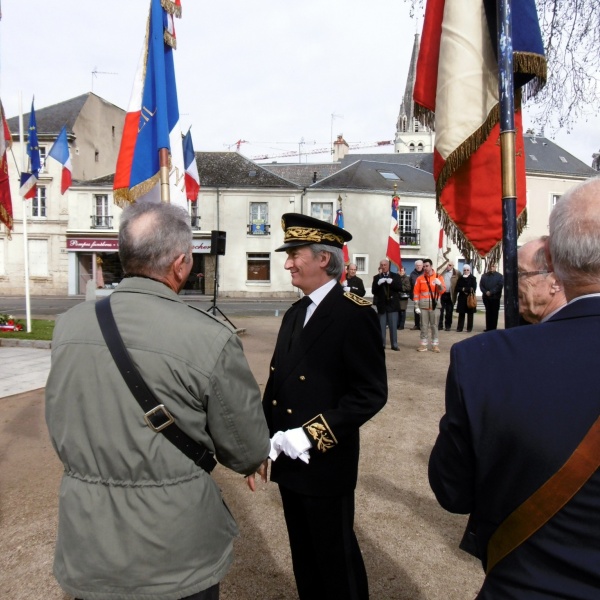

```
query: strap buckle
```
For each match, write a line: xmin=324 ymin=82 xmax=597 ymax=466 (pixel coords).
xmin=144 ymin=404 xmax=175 ymax=432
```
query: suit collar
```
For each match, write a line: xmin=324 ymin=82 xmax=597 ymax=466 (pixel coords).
xmin=548 ymin=295 xmax=600 ymax=322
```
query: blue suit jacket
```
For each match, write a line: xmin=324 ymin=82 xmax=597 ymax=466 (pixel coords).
xmin=429 ymin=296 xmax=600 ymax=599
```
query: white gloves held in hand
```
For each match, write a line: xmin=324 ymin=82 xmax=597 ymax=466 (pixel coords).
xmin=269 ymin=428 xmax=311 ymax=464
xmin=343 ymin=286 xmax=351 ymax=292
xmin=415 ymin=307 xmax=421 ymax=315
xmin=386 ymin=278 xmax=393 ymax=284
xmin=377 ymin=278 xmax=386 ymax=285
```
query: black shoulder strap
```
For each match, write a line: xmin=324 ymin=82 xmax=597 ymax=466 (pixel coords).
xmin=95 ymin=296 xmax=216 ymax=473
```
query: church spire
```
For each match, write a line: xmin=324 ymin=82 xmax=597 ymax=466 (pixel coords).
xmin=395 ymin=33 xmax=433 ymax=153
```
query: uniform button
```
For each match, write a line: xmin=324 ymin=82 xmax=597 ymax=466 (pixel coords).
xmin=299 ymin=375 xmax=306 ymax=381
xmin=286 ymin=409 xmax=293 ymax=414
xmin=272 ymin=400 xmax=277 ymax=406
xmin=270 ymin=366 xmax=275 ymax=372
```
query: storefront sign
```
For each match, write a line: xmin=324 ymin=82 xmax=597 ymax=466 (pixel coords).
xmin=67 ymin=238 xmax=119 ymax=251
xmin=67 ymin=238 xmax=211 ymax=253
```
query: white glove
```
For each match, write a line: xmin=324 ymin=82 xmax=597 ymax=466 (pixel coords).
xmin=377 ymin=278 xmax=386 ymax=285
xmin=415 ymin=307 xmax=421 ymax=315
xmin=433 ymin=278 xmax=441 ymax=286
xmin=386 ymin=278 xmax=393 ymax=284
xmin=343 ymin=286 xmax=351 ymax=292
xmin=269 ymin=431 xmax=285 ymax=461
xmin=278 ymin=428 xmax=312 ymax=464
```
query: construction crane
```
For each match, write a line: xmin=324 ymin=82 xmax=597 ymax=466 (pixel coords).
xmin=250 ymin=139 xmax=394 ymax=161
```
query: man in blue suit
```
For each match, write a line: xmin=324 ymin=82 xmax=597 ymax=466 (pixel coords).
xmin=429 ymin=177 xmax=600 ymax=599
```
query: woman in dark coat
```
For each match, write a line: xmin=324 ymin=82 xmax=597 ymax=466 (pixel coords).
xmin=455 ymin=265 xmax=477 ymax=332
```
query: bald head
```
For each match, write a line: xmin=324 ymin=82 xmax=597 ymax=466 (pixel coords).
xmin=518 ymin=237 xmax=566 ymax=323
xmin=549 ymin=177 xmax=600 ymax=299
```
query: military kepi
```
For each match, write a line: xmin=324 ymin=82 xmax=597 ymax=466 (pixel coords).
xmin=276 ymin=213 xmax=352 ymax=252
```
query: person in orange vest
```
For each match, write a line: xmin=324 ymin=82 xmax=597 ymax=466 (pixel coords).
xmin=413 ymin=258 xmax=446 ymax=352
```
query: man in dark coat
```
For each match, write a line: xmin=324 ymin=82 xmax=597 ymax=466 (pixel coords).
xmin=248 ymin=213 xmax=387 ymax=600
xmin=372 ymin=258 xmax=403 ymax=350
xmin=479 ymin=263 xmax=503 ymax=331
xmin=429 ymin=177 xmax=600 ymax=599
xmin=343 ymin=262 xmax=366 ymax=297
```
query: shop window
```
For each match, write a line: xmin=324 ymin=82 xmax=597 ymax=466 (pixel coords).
xmin=247 ymin=253 xmax=270 ymax=281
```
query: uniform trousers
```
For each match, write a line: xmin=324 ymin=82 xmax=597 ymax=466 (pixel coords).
xmin=379 ymin=311 xmax=398 ymax=348
xmin=279 ymin=486 xmax=368 ymax=600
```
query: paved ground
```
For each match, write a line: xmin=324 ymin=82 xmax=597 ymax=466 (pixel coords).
xmin=0 ymin=313 xmax=493 ymax=599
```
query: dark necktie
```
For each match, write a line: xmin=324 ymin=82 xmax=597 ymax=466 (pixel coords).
xmin=289 ymin=296 xmax=312 ymax=350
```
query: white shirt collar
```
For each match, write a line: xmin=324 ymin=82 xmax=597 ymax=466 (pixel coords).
xmin=303 ymin=278 xmax=337 ymax=323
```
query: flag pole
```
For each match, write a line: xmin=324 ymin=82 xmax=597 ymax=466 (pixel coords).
xmin=159 ymin=147 xmax=170 ymax=202
xmin=18 ymin=92 xmax=32 ymax=332
xmin=497 ymin=0 xmax=519 ymax=329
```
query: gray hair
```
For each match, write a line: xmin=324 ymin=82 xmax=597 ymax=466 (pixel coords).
xmin=549 ymin=177 xmax=600 ymax=287
xmin=531 ymin=236 xmax=550 ymax=271
xmin=119 ymin=201 xmax=192 ymax=278
xmin=309 ymin=244 xmax=345 ymax=280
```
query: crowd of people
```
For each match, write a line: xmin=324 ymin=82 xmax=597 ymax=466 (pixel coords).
xmin=44 ymin=176 xmax=600 ymax=600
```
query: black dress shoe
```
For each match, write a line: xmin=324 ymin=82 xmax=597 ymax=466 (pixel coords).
xmin=445 ymin=328 xmax=451 ymax=331
xmin=391 ymin=346 xmax=399 ymax=351
xmin=410 ymin=326 xmax=420 ymax=330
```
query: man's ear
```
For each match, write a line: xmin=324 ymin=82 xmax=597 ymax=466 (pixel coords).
xmin=173 ymin=253 xmax=187 ymax=281
xmin=544 ymin=237 xmax=554 ymax=273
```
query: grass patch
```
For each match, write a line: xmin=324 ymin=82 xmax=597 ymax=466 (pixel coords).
xmin=0 ymin=319 xmax=55 ymax=341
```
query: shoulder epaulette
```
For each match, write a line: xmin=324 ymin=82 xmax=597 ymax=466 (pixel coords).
xmin=343 ymin=291 xmax=372 ymax=306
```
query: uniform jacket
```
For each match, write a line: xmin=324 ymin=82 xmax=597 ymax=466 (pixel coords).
xmin=429 ymin=296 xmax=600 ymax=599
xmin=371 ymin=271 xmax=403 ymax=313
xmin=263 ymin=284 xmax=387 ymax=497
xmin=480 ymin=271 xmax=504 ymax=299
xmin=413 ymin=271 xmax=446 ymax=310
xmin=455 ymin=274 xmax=477 ymax=314
xmin=45 ymin=277 xmax=270 ymax=600
xmin=345 ymin=275 xmax=366 ymax=297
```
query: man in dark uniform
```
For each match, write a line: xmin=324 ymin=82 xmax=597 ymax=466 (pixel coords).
xmin=429 ymin=177 xmax=600 ymax=598
xmin=248 ymin=213 xmax=387 ymax=600
xmin=343 ymin=262 xmax=366 ymax=297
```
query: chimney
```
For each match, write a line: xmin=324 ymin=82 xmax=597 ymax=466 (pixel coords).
xmin=333 ymin=134 xmax=349 ymax=162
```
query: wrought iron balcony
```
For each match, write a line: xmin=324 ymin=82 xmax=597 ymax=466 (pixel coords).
xmin=90 ymin=215 xmax=113 ymax=229
xmin=399 ymin=229 xmax=420 ymax=246
xmin=247 ymin=222 xmax=271 ymax=235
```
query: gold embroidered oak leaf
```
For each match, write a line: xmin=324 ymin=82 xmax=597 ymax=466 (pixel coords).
xmin=305 ymin=422 xmax=336 ymax=453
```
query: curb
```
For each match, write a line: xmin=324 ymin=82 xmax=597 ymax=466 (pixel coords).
xmin=0 ymin=338 xmax=51 ymax=349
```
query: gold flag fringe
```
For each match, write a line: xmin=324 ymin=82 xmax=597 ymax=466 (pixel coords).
xmin=113 ymin=172 xmax=162 ymax=208
xmin=0 ymin=204 xmax=13 ymax=240
xmin=161 ymin=0 xmax=182 ymax=18
xmin=164 ymin=29 xmax=177 ymax=49
xmin=514 ymin=52 xmax=547 ymax=101
xmin=437 ymin=202 xmax=528 ymax=272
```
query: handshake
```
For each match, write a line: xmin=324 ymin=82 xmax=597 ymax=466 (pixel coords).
xmin=269 ymin=428 xmax=312 ymax=464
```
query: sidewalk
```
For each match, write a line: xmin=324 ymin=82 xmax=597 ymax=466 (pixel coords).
xmin=0 ymin=346 xmax=51 ymax=398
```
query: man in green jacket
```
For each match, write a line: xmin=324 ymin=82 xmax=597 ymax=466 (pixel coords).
xmin=46 ymin=202 xmax=270 ymax=600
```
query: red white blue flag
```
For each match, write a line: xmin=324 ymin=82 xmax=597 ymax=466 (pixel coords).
xmin=0 ymin=100 xmax=13 ymax=236
xmin=19 ymin=99 xmax=41 ymax=199
xmin=183 ymin=128 xmax=199 ymax=202
xmin=414 ymin=0 xmax=545 ymax=266
xmin=114 ymin=0 xmax=186 ymax=208
xmin=386 ymin=194 xmax=402 ymax=269
xmin=47 ymin=126 xmax=72 ymax=195
xmin=335 ymin=204 xmax=350 ymax=265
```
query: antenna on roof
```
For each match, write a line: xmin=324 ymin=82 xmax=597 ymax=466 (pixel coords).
xmin=91 ymin=67 xmax=118 ymax=92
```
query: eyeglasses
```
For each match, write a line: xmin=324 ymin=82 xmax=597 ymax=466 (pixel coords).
xmin=518 ymin=270 xmax=550 ymax=279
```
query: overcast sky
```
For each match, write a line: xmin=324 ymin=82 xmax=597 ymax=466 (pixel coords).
xmin=1 ymin=0 xmax=598 ymax=167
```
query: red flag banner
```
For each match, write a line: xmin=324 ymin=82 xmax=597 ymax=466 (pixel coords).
xmin=414 ymin=0 xmax=546 ymax=268
xmin=0 ymin=101 xmax=13 ymax=236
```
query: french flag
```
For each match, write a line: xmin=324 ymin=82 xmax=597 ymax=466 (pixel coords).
xmin=183 ymin=129 xmax=199 ymax=202
xmin=386 ymin=194 xmax=402 ymax=269
xmin=113 ymin=0 xmax=186 ymax=208
xmin=47 ymin=126 xmax=72 ymax=194
xmin=19 ymin=100 xmax=41 ymax=199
